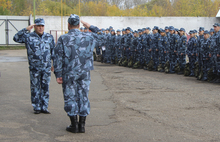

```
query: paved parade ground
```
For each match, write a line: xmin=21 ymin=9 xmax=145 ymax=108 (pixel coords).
xmin=1 ymin=50 xmax=220 ymax=142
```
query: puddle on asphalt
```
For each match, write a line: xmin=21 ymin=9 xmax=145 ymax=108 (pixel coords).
xmin=0 ymin=56 xmax=27 ymax=62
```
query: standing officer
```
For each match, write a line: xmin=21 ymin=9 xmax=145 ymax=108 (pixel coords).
xmin=168 ymin=26 xmax=178 ymax=73
xmin=186 ymin=30 xmax=198 ymax=77
xmin=132 ymin=30 xmax=141 ymax=68
xmin=210 ymin=23 xmax=220 ymax=83
xmin=53 ymin=14 xmax=100 ymax=133
xmin=109 ymin=29 xmax=116 ymax=64
xmin=137 ymin=29 xmax=144 ymax=68
xmin=151 ymin=26 xmax=160 ymax=70
xmin=118 ymin=29 xmax=126 ymax=66
xmin=123 ymin=27 xmax=133 ymax=67
xmin=100 ymin=29 xmax=106 ymax=63
xmin=196 ymin=27 xmax=205 ymax=79
xmin=144 ymin=27 xmax=152 ymax=70
xmin=105 ymin=28 xmax=111 ymax=63
xmin=200 ymin=30 xmax=212 ymax=81
xmin=116 ymin=29 xmax=122 ymax=64
xmin=177 ymin=28 xmax=187 ymax=74
xmin=13 ymin=18 xmax=55 ymax=114
xmin=158 ymin=28 xmax=168 ymax=72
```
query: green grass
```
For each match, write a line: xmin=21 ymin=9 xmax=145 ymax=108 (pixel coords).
xmin=0 ymin=46 xmax=26 ymax=50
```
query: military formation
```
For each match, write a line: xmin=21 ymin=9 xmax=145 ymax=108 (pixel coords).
xmin=12 ymin=15 xmax=220 ymax=134
xmin=91 ymin=24 xmax=220 ymax=83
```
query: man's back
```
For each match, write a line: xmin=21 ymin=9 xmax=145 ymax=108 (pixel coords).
xmin=54 ymin=28 xmax=96 ymax=79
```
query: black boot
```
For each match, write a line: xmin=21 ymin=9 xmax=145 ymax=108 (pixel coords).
xmin=66 ymin=115 xmax=78 ymax=133
xmin=78 ymin=116 xmax=86 ymax=133
xmin=214 ymin=76 xmax=220 ymax=83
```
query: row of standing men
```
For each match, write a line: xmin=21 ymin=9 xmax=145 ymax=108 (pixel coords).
xmin=84 ymin=24 xmax=220 ymax=83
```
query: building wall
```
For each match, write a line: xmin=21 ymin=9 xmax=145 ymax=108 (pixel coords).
xmin=34 ymin=16 xmax=220 ymax=34
xmin=1 ymin=15 xmax=220 ymax=45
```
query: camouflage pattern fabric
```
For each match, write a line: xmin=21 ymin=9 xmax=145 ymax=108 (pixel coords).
xmin=13 ymin=28 xmax=55 ymax=111
xmin=147 ymin=59 xmax=154 ymax=71
xmin=207 ymin=68 xmax=214 ymax=82
xmin=53 ymin=25 xmax=100 ymax=116
xmin=184 ymin=63 xmax=190 ymax=76
xmin=164 ymin=61 xmax=170 ymax=73
xmin=194 ymin=61 xmax=199 ymax=77
xmin=133 ymin=61 xmax=140 ymax=69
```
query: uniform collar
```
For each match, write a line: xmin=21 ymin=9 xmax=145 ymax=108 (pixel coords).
xmin=69 ymin=29 xmax=80 ymax=33
xmin=34 ymin=31 xmax=46 ymax=38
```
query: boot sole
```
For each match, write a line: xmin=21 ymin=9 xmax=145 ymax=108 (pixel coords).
xmin=66 ymin=128 xmax=79 ymax=133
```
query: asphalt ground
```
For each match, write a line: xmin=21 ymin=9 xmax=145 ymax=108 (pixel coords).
xmin=0 ymin=50 xmax=220 ymax=142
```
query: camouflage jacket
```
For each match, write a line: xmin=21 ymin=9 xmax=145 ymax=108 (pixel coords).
xmin=151 ymin=32 xmax=160 ymax=50
xmin=201 ymin=38 xmax=211 ymax=59
xmin=186 ymin=37 xmax=198 ymax=56
xmin=13 ymin=28 xmax=55 ymax=71
xmin=53 ymin=25 xmax=99 ymax=79
xmin=115 ymin=35 xmax=121 ymax=48
xmin=178 ymin=35 xmax=187 ymax=55
xmin=158 ymin=35 xmax=168 ymax=53
xmin=168 ymin=33 xmax=179 ymax=52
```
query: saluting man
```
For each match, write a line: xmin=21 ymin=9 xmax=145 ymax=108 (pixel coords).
xmin=53 ymin=14 xmax=100 ymax=133
xmin=13 ymin=18 xmax=55 ymax=114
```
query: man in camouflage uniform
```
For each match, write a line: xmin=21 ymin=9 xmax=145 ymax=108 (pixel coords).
xmin=53 ymin=14 xmax=100 ymax=133
xmin=123 ymin=27 xmax=133 ymax=66
xmin=116 ymin=29 xmax=122 ymax=64
xmin=210 ymin=23 xmax=220 ymax=83
xmin=143 ymin=27 xmax=152 ymax=70
xmin=177 ymin=28 xmax=187 ymax=74
xmin=151 ymin=26 xmax=160 ymax=70
xmin=13 ymin=18 xmax=55 ymax=114
xmin=168 ymin=26 xmax=179 ymax=73
xmin=196 ymin=27 xmax=205 ymax=79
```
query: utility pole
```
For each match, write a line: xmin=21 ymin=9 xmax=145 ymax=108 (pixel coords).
xmin=61 ymin=0 xmax=63 ymax=34
xmin=79 ymin=0 xmax=80 ymax=16
xmin=33 ymin=0 xmax=35 ymax=22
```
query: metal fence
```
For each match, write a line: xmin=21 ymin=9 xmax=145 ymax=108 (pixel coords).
xmin=0 ymin=16 xmax=30 ymax=46
xmin=50 ymin=30 xmax=68 ymax=44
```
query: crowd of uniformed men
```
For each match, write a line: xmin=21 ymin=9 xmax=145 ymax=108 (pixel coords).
xmin=80 ymin=23 xmax=220 ymax=83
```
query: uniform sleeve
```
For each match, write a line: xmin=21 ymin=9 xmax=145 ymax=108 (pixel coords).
xmin=217 ymin=35 xmax=220 ymax=55
xmin=50 ymin=36 xmax=56 ymax=61
xmin=174 ymin=35 xmax=179 ymax=51
xmin=193 ymin=39 xmax=198 ymax=55
xmin=164 ymin=37 xmax=168 ymax=52
xmin=180 ymin=36 xmax=187 ymax=54
xmin=89 ymin=25 xmax=100 ymax=33
xmin=208 ymin=40 xmax=212 ymax=55
xmin=53 ymin=37 xmax=64 ymax=78
xmin=13 ymin=28 xmax=29 ymax=43
xmin=158 ymin=37 xmax=162 ymax=52
xmin=186 ymin=41 xmax=190 ymax=55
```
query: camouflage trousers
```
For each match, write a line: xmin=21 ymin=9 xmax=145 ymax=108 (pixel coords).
xmin=144 ymin=50 xmax=151 ymax=66
xmin=179 ymin=55 xmax=186 ymax=70
xmin=62 ymin=71 xmax=91 ymax=117
xmin=189 ymin=55 xmax=196 ymax=75
xmin=152 ymin=50 xmax=159 ymax=69
xmin=202 ymin=59 xmax=212 ymax=79
xmin=29 ymin=68 xmax=51 ymax=111
xmin=117 ymin=48 xmax=122 ymax=61
xmin=96 ymin=46 xmax=101 ymax=55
